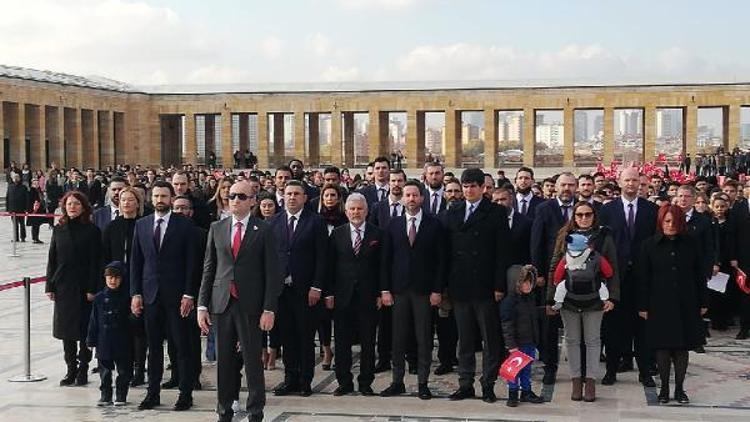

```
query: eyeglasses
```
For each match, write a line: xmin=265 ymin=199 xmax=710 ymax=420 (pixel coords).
xmin=574 ymin=212 xmax=594 ymax=218
xmin=228 ymin=193 xmax=250 ymax=201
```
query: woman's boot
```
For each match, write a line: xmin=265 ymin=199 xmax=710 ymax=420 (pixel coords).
xmin=583 ymin=378 xmax=596 ymax=402
xmin=571 ymin=377 xmax=583 ymax=401
xmin=60 ymin=364 xmax=77 ymax=386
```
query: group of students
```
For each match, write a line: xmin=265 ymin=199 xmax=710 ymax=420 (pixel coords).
xmin=36 ymin=155 xmax=750 ymax=421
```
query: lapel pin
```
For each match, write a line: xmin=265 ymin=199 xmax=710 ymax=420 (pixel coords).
xmin=253 ymin=225 xmax=258 ymax=231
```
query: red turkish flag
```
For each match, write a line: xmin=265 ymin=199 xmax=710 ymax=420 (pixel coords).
xmin=499 ymin=350 xmax=534 ymax=382
xmin=737 ymin=268 xmax=750 ymax=294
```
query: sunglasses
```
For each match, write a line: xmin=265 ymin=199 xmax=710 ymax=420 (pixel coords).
xmin=575 ymin=212 xmax=594 ymax=218
xmin=228 ymin=193 xmax=250 ymax=201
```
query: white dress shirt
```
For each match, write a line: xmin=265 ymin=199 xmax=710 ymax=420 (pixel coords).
xmin=622 ymin=196 xmax=638 ymax=222
xmin=286 ymin=209 xmax=303 ymax=231
xmin=110 ymin=204 xmax=120 ymax=221
xmin=516 ymin=192 xmax=533 ymax=213
xmin=231 ymin=213 xmax=251 ymax=241
xmin=507 ymin=207 xmax=515 ymax=229
xmin=405 ymin=209 xmax=423 ymax=236
xmin=464 ymin=199 xmax=481 ymax=221
xmin=350 ymin=222 xmax=366 ymax=249
xmin=427 ymin=187 xmax=444 ymax=212
xmin=152 ymin=210 xmax=172 ymax=247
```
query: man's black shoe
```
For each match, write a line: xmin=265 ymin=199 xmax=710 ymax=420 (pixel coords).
xmin=418 ymin=383 xmax=432 ymax=400
xmin=434 ymin=364 xmax=453 ymax=375
xmin=601 ymin=371 xmax=617 ymax=385
xmin=333 ymin=384 xmax=353 ymax=396
xmin=693 ymin=345 xmax=706 ymax=354
xmin=358 ymin=385 xmax=375 ymax=396
xmin=542 ymin=369 xmax=556 ymax=385
xmin=675 ymin=389 xmax=690 ymax=404
xmin=481 ymin=386 xmax=497 ymax=403
xmin=506 ymin=390 xmax=519 ymax=407
xmin=74 ymin=366 xmax=89 ymax=386
xmin=137 ymin=394 xmax=160 ymax=410
xmin=520 ymin=390 xmax=545 ymax=404
xmin=639 ymin=374 xmax=656 ymax=388
xmin=658 ymin=387 xmax=670 ymax=404
xmin=161 ymin=378 xmax=179 ymax=389
xmin=449 ymin=387 xmax=475 ymax=401
xmin=172 ymin=394 xmax=193 ymax=411
xmin=272 ymin=382 xmax=300 ymax=396
xmin=380 ymin=382 xmax=406 ymax=397
xmin=374 ymin=361 xmax=391 ymax=373
xmin=299 ymin=385 xmax=313 ymax=397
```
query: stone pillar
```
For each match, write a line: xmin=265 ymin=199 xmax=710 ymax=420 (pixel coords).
xmin=98 ymin=111 xmax=113 ymax=167
xmin=484 ymin=108 xmax=497 ymax=169
xmin=330 ymin=110 xmax=342 ymax=166
xmin=92 ymin=110 xmax=100 ymax=168
xmin=221 ymin=110 xmax=232 ymax=168
xmin=294 ymin=111 xmax=306 ymax=162
xmin=444 ymin=109 xmax=461 ymax=167
xmin=522 ymin=107 xmax=535 ymax=166
xmin=257 ymin=111 xmax=269 ymax=168
xmin=308 ymin=113 xmax=320 ymax=166
xmin=239 ymin=113 xmax=249 ymax=155
xmin=0 ymin=102 xmax=4 ymax=169
xmin=406 ymin=109 xmax=425 ymax=169
xmin=39 ymin=106 xmax=47 ymax=169
xmin=685 ymin=105 xmax=697 ymax=156
xmin=272 ymin=113 xmax=285 ymax=166
xmin=16 ymin=102 xmax=25 ymax=165
xmin=205 ymin=114 xmax=215 ymax=159
xmin=563 ymin=106 xmax=574 ymax=167
xmin=73 ymin=108 xmax=83 ymax=168
xmin=727 ymin=104 xmax=740 ymax=150
xmin=184 ymin=112 xmax=196 ymax=165
xmin=54 ymin=106 xmax=64 ymax=167
xmin=643 ymin=106 xmax=657 ymax=162
xmin=603 ymin=107 xmax=615 ymax=164
xmin=113 ymin=112 xmax=125 ymax=166
xmin=343 ymin=112 xmax=355 ymax=167
xmin=25 ymin=104 xmax=42 ymax=170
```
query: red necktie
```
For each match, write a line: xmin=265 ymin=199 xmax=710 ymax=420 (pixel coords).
xmin=230 ymin=221 xmax=243 ymax=299
xmin=408 ymin=217 xmax=417 ymax=246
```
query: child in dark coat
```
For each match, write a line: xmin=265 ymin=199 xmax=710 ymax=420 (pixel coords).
xmin=87 ymin=261 xmax=133 ymax=406
xmin=500 ymin=265 xmax=545 ymax=407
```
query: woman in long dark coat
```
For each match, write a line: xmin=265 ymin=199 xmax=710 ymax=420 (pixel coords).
xmin=638 ymin=205 xmax=708 ymax=405
xmin=45 ymin=190 xmax=101 ymax=386
xmin=26 ymin=178 xmax=46 ymax=243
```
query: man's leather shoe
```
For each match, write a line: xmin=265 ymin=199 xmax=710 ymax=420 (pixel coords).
xmin=449 ymin=387 xmax=475 ymax=401
xmin=358 ymin=385 xmax=375 ymax=396
xmin=639 ymin=374 xmax=656 ymax=387
xmin=333 ymin=384 xmax=353 ymax=396
xmin=379 ymin=382 xmax=406 ymax=397
xmin=299 ymin=385 xmax=313 ymax=397
xmin=137 ymin=394 xmax=160 ymax=410
xmin=481 ymin=386 xmax=497 ymax=403
xmin=434 ymin=364 xmax=453 ymax=376
xmin=161 ymin=378 xmax=179 ymax=389
xmin=273 ymin=382 xmax=300 ymax=396
xmin=520 ymin=390 xmax=544 ymax=404
xmin=374 ymin=361 xmax=391 ymax=373
xmin=418 ymin=383 xmax=432 ymax=400
xmin=172 ymin=394 xmax=193 ymax=411
xmin=675 ymin=389 xmax=690 ymax=404
xmin=601 ymin=371 xmax=617 ymax=385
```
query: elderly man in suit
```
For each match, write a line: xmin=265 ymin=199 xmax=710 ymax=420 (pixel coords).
xmin=130 ymin=181 xmax=198 ymax=411
xmin=198 ymin=181 xmax=281 ymax=422
xmin=380 ymin=180 xmax=447 ymax=400
xmin=269 ymin=180 xmax=328 ymax=397
xmin=441 ymin=168 xmax=511 ymax=403
xmin=93 ymin=176 xmax=128 ymax=231
xmin=324 ymin=192 xmax=382 ymax=397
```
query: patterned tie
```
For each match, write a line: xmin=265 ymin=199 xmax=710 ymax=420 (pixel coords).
xmin=627 ymin=203 xmax=635 ymax=238
xmin=287 ymin=215 xmax=296 ymax=243
xmin=520 ymin=199 xmax=528 ymax=215
xmin=230 ymin=221 xmax=243 ymax=299
xmin=431 ymin=193 xmax=439 ymax=214
xmin=465 ymin=203 xmax=476 ymax=222
xmin=153 ymin=218 xmax=163 ymax=251
xmin=391 ymin=203 xmax=399 ymax=218
xmin=378 ymin=188 xmax=386 ymax=201
xmin=353 ymin=227 xmax=362 ymax=256
xmin=408 ymin=217 xmax=417 ymax=246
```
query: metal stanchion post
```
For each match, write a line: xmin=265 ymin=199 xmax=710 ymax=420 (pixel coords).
xmin=8 ymin=214 xmax=20 ymax=258
xmin=9 ymin=277 xmax=46 ymax=382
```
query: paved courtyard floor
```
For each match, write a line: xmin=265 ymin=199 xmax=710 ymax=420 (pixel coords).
xmin=0 ymin=219 xmax=749 ymax=421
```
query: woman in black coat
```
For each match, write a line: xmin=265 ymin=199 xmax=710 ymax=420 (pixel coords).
xmin=26 ymin=178 xmax=46 ymax=244
xmin=45 ymin=190 xmax=102 ymax=386
xmin=638 ymin=205 xmax=708 ymax=405
xmin=708 ymin=193 xmax=736 ymax=331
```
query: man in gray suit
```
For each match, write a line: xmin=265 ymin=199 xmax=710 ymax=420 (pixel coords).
xmin=197 ymin=181 xmax=282 ymax=422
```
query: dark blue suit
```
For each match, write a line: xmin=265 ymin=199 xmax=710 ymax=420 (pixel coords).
xmin=515 ymin=194 xmax=544 ymax=220
xmin=368 ymin=199 xmax=403 ymax=229
xmin=130 ymin=212 xmax=198 ymax=397
xmin=269 ymin=209 xmax=328 ymax=387
xmin=93 ymin=205 xmax=115 ymax=232
xmin=358 ymin=184 xmax=389 ymax=207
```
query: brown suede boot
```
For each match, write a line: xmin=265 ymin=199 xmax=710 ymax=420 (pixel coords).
xmin=571 ymin=378 xmax=583 ymax=401
xmin=584 ymin=378 xmax=596 ymax=402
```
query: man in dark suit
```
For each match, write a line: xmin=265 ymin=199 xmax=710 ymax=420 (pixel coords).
xmin=273 ymin=165 xmax=292 ymax=211
xmin=197 ymin=181 xmax=281 ymax=422
xmin=324 ymin=192 xmax=382 ymax=396
xmin=380 ymin=180 xmax=446 ymax=400
xmin=6 ymin=173 xmax=29 ymax=242
xmin=440 ymin=168 xmax=510 ymax=403
xmin=423 ymin=162 xmax=448 ymax=215
xmin=85 ymin=168 xmax=104 ymax=208
xmin=130 ymin=181 xmax=198 ymax=411
xmin=732 ymin=185 xmax=750 ymax=339
xmin=358 ymin=156 xmax=391 ymax=206
xmin=677 ymin=185 xmax=715 ymax=279
xmin=530 ymin=172 xmax=577 ymax=385
xmin=578 ymin=174 xmax=602 ymax=211
xmin=492 ymin=185 xmax=531 ymax=266
xmin=268 ymin=180 xmax=328 ymax=397
xmin=514 ymin=166 xmax=544 ymax=219
xmin=289 ymin=158 xmax=320 ymax=199
xmin=599 ymin=167 xmax=658 ymax=387
xmin=93 ymin=176 xmax=128 ymax=231
xmin=171 ymin=171 xmax=211 ymax=229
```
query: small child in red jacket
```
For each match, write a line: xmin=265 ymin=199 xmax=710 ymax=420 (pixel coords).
xmin=552 ymin=233 xmax=614 ymax=311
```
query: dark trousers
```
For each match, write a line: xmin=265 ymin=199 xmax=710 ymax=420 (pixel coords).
xmin=63 ymin=339 xmax=92 ymax=369
xmin=392 ymin=290 xmax=433 ymax=384
xmin=278 ymin=286 xmax=319 ymax=386
xmin=539 ymin=314 xmax=562 ymax=373
xmin=334 ymin=291 xmax=377 ymax=388
xmin=214 ymin=299 xmax=264 ymax=419
xmin=377 ymin=306 xmax=393 ymax=364
xmin=166 ymin=309 xmax=202 ymax=385
xmin=435 ymin=308 xmax=458 ymax=366
xmin=318 ymin=308 xmax=333 ymax=347
xmin=453 ymin=299 xmax=502 ymax=389
xmin=263 ymin=326 xmax=282 ymax=349
xmin=143 ymin=298 xmax=194 ymax=396
xmin=130 ymin=316 xmax=147 ymax=376
xmin=12 ymin=215 xmax=26 ymax=241
xmin=99 ymin=357 xmax=133 ymax=397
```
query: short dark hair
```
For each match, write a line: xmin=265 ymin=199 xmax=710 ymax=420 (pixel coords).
xmin=373 ymin=156 xmax=391 ymax=167
xmin=323 ymin=166 xmax=340 ymax=176
xmin=403 ymin=179 xmax=423 ymax=194
xmin=285 ymin=179 xmax=305 ymax=191
xmin=592 ymin=172 xmax=605 ymax=179
xmin=109 ymin=176 xmax=128 ymax=185
xmin=516 ymin=166 xmax=535 ymax=179
xmin=389 ymin=169 xmax=406 ymax=180
xmin=578 ymin=174 xmax=594 ymax=183
xmin=173 ymin=195 xmax=193 ymax=207
xmin=247 ymin=175 xmax=260 ymax=183
xmin=275 ymin=165 xmax=292 ymax=176
xmin=152 ymin=180 xmax=175 ymax=196
xmin=460 ymin=168 xmax=485 ymax=186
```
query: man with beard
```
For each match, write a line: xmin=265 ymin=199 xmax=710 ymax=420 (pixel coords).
xmin=443 ymin=180 xmax=464 ymax=208
xmin=593 ymin=172 xmax=607 ymax=191
xmin=578 ymin=175 xmax=601 ymax=210
xmin=542 ymin=177 xmax=557 ymax=200
xmin=93 ymin=176 xmax=128 ymax=231
xmin=515 ymin=167 xmax=544 ymax=219
xmin=422 ymin=162 xmax=447 ymax=215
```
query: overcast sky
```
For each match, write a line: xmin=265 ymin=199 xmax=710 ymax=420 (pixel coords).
xmin=1 ymin=0 xmax=748 ymax=85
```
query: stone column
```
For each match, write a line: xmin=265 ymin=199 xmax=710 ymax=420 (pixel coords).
xmin=483 ymin=108 xmax=497 ymax=169
xmin=24 ymin=104 xmax=42 ymax=169
xmin=239 ymin=113 xmax=249 ymax=154
xmin=330 ymin=110 xmax=342 ymax=166
xmin=113 ymin=112 xmax=125 ymax=166
xmin=563 ymin=106 xmax=574 ymax=167
xmin=343 ymin=112 xmax=355 ymax=167
xmin=257 ymin=111 xmax=269 ymax=169
xmin=0 ymin=102 xmax=4 ymax=168
xmin=406 ymin=109 xmax=425 ymax=169
xmin=92 ymin=109 xmax=100 ymax=168
xmin=685 ymin=105 xmax=697 ymax=156
xmin=294 ymin=111 xmax=306 ymax=162
xmin=603 ymin=107 xmax=615 ymax=164
xmin=55 ymin=106 xmax=65 ymax=167
xmin=643 ymin=106 xmax=656 ymax=162
xmin=522 ymin=107 xmax=535 ymax=166
xmin=444 ymin=109 xmax=461 ymax=167
xmin=272 ymin=114 xmax=285 ymax=166
xmin=205 ymin=114 xmax=215 ymax=159
xmin=728 ymin=104 xmax=740 ymax=150
xmin=184 ymin=112 xmax=196 ymax=165
xmin=74 ymin=108 xmax=83 ymax=168
xmin=16 ymin=102 xmax=25 ymax=165
xmin=39 ymin=106 xmax=47 ymax=169
xmin=221 ymin=110 xmax=232 ymax=168
xmin=98 ymin=111 xmax=113 ymax=167
xmin=308 ymin=113 xmax=320 ymax=166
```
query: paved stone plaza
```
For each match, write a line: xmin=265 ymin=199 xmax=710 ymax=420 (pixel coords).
xmin=1 ymin=219 xmax=750 ymax=421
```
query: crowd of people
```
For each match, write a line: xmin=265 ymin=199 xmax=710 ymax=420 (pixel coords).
xmin=5 ymin=153 xmax=750 ymax=421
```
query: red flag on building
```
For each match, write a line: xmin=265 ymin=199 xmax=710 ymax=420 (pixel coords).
xmin=499 ymin=350 xmax=534 ymax=382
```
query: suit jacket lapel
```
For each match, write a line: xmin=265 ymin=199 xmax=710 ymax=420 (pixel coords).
xmin=235 ymin=218 xmax=258 ymax=260
xmin=160 ymin=215 xmax=178 ymax=253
